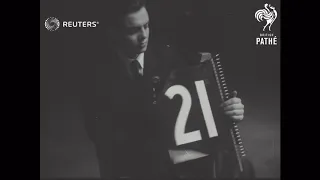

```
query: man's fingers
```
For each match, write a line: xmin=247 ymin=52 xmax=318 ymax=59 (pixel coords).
xmin=225 ymin=91 xmax=244 ymax=122
xmin=224 ymin=109 xmax=244 ymax=116
xmin=223 ymin=104 xmax=244 ymax=111
xmin=221 ymin=97 xmax=242 ymax=107
xmin=231 ymin=115 xmax=244 ymax=121
xmin=232 ymin=91 xmax=237 ymax=98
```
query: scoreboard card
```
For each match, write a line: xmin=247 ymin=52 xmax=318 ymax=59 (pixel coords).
xmin=157 ymin=60 xmax=233 ymax=156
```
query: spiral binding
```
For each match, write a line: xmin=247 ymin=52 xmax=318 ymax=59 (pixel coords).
xmin=210 ymin=53 xmax=246 ymax=172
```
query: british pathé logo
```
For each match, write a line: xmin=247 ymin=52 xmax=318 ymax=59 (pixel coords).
xmin=255 ymin=4 xmax=278 ymax=46
xmin=255 ymin=3 xmax=277 ymax=31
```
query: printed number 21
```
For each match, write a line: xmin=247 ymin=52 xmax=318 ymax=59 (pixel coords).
xmin=165 ymin=80 xmax=218 ymax=146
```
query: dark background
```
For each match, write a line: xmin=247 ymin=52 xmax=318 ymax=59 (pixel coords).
xmin=40 ymin=0 xmax=280 ymax=178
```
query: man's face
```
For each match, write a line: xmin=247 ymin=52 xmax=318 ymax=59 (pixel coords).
xmin=115 ymin=7 xmax=150 ymax=57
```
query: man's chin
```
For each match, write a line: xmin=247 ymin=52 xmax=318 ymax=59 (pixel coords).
xmin=139 ymin=46 xmax=148 ymax=53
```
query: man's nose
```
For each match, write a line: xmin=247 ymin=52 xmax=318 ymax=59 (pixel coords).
xmin=140 ymin=28 xmax=147 ymax=41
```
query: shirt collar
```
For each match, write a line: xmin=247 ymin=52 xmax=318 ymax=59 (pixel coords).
xmin=135 ymin=53 xmax=144 ymax=69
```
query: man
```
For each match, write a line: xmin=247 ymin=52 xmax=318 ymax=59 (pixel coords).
xmin=81 ymin=0 xmax=245 ymax=179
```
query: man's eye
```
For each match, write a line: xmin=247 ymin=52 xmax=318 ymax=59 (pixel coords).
xmin=126 ymin=28 xmax=139 ymax=34
xmin=144 ymin=23 xmax=149 ymax=29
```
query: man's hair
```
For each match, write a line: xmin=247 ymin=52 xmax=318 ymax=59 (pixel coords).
xmin=104 ymin=0 xmax=147 ymax=28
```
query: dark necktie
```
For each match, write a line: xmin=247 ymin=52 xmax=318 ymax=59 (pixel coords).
xmin=130 ymin=60 xmax=142 ymax=80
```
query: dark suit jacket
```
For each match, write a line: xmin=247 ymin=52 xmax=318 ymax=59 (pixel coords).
xmin=81 ymin=40 xmax=187 ymax=178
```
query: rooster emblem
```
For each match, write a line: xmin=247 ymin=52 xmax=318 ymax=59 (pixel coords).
xmin=255 ymin=4 xmax=277 ymax=31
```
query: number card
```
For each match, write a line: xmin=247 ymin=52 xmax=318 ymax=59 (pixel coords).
xmin=157 ymin=59 xmax=233 ymax=155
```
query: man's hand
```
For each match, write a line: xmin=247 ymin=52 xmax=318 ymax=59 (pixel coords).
xmin=220 ymin=91 xmax=244 ymax=123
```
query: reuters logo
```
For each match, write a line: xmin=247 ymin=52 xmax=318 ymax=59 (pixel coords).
xmin=45 ymin=17 xmax=60 ymax=31
xmin=44 ymin=17 xmax=99 ymax=31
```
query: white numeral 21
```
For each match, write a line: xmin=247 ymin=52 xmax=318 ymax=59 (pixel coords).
xmin=165 ymin=80 xmax=218 ymax=146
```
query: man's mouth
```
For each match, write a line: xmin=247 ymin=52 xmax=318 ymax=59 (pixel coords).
xmin=140 ymin=42 xmax=147 ymax=47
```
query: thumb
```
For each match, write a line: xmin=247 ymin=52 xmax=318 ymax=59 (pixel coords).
xmin=232 ymin=90 xmax=238 ymax=98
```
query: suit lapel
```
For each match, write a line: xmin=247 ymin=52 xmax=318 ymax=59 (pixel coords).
xmin=144 ymin=46 xmax=158 ymax=80
xmin=104 ymin=45 xmax=162 ymax=110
